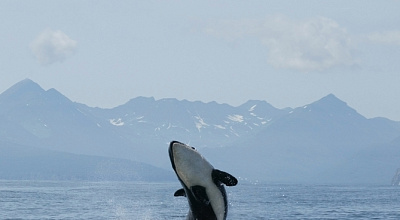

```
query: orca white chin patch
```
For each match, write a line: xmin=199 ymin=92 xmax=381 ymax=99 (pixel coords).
xmin=169 ymin=141 xmax=238 ymax=220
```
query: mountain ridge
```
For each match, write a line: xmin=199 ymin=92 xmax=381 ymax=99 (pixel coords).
xmin=1 ymin=79 xmax=399 ymax=184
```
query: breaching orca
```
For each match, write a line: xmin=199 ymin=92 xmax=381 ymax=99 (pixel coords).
xmin=168 ymin=141 xmax=238 ymax=220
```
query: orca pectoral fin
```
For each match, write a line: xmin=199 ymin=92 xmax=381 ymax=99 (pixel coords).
xmin=212 ymin=169 xmax=238 ymax=186
xmin=191 ymin=185 xmax=210 ymax=205
xmin=174 ymin=188 xmax=186 ymax=197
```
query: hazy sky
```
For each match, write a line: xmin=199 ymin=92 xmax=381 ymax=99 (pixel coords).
xmin=1 ymin=1 xmax=400 ymax=121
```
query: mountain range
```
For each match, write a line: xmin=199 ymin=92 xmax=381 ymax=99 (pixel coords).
xmin=1 ymin=79 xmax=399 ymax=184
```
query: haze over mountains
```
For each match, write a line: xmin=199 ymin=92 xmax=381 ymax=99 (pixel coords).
xmin=1 ymin=79 xmax=399 ymax=184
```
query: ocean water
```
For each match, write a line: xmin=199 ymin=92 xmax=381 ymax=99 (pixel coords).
xmin=1 ymin=180 xmax=399 ymax=220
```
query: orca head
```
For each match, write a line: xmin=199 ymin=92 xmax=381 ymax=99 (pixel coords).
xmin=169 ymin=141 xmax=197 ymax=172
xmin=169 ymin=141 xmax=214 ymax=187
xmin=169 ymin=141 xmax=200 ymax=166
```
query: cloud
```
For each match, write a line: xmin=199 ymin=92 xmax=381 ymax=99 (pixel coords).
xmin=205 ymin=16 xmax=355 ymax=72
xmin=30 ymin=29 xmax=77 ymax=65
xmin=368 ymin=31 xmax=400 ymax=46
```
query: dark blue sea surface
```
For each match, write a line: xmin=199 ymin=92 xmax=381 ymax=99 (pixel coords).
xmin=0 ymin=180 xmax=399 ymax=219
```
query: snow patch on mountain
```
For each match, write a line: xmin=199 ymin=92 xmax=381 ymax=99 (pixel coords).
xmin=109 ymin=118 xmax=124 ymax=126
xmin=228 ymin=114 xmax=244 ymax=122
xmin=194 ymin=116 xmax=209 ymax=132
xmin=229 ymin=126 xmax=240 ymax=137
xmin=249 ymin=105 xmax=257 ymax=112
xmin=214 ymin=124 xmax=226 ymax=129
